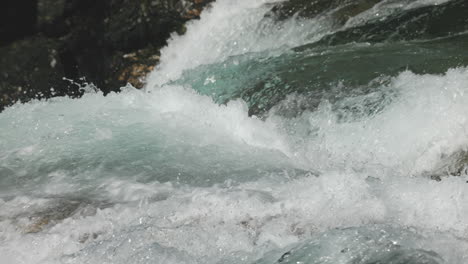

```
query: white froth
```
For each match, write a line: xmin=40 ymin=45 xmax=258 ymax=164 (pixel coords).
xmin=145 ymin=0 xmax=333 ymax=86
xmin=147 ymin=0 xmax=454 ymax=87
xmin=275 ymin=67 xmax=468 ymax=176
xmin=1 ymin=0 xmax=468 ymax=263
xmin=3 ymin=169 xmax=468 ymax=263
xmin=3 ymin=46 xmax=468 ymax=264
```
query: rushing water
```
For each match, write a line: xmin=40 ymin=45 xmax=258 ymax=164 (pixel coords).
xmin=1 ymin=0 xmax=468 ymax=263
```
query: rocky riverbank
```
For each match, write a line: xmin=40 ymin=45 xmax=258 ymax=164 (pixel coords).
xmin=0 ymin=0 xmax=213 ymax=111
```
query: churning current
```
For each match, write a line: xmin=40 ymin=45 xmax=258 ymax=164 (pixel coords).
xmin=2 ymin=0 xmax=468 ymax=263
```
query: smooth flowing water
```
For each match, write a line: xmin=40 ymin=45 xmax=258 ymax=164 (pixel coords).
xmin=1 ymin=0 xmax=468 ymax=263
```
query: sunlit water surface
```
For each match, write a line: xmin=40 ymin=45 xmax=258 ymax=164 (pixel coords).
xmin=1 ymin=0 xmax=468 ymax=263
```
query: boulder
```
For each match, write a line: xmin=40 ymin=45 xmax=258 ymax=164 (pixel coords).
xmin=0 ymin=0 xmax=37 ymax=45
xmin=0 ymin=36 xmax=78 ymax=111
xmin=0 ymin=0 xmax=214 ymax=111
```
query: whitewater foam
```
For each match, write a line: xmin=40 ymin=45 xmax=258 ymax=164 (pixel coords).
xmin=3 ymin=65 xmax=468 ymax=263
xmin=1 ymin=0 xmax=468 ymax=263
xmin=145 ymin=0 xmax=334 ymax=86
xmin=272 ymin=67 xmax=468 ymax=177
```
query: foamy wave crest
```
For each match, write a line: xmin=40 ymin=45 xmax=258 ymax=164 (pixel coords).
xmin=145 ymin=0 xmax=334 ymax=86
xmin=270 ymin=67 xmax=468 ymax=177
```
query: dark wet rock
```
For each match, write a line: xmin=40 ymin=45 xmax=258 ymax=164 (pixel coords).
xmin=78 ymin=232 xmax=100 ymax=243
xmin=37 ymin=0 xmax=66 ymax=32
xmin=51 ymin=0 xmax=198 ymax=93
xmin=104 ymin=0 xmax=184 ymax=52
xmin=0 ymin=0 xmax=38 ymax=45
xmin=0 ymin=0 xmax=214 ymax=111
xmin=19 ymin=198 xmax=113 ymax=233
xmin=318 ymin=0 xmax=468 ymax=46
xmin=277 ymin=251 xmax=291 ymax=263
xmin=115 ymin=48 xmax=160 ymax=88
xmin=0 ymin=36 xmax=81 ymax=111
xmin=426 ymin=149 xmax=468 ymax=181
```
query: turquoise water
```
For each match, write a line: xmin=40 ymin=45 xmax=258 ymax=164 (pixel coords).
xmin=1 ymin=0 xmax=468 ymax=263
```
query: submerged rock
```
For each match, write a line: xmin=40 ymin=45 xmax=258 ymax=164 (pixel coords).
xmin=18 ymin=198 xmax=112 ymax=233
xmin=255 ymin=226 xmax=443 ymax=264
xmin=425 ymin=149 xmax=468 ymax=181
